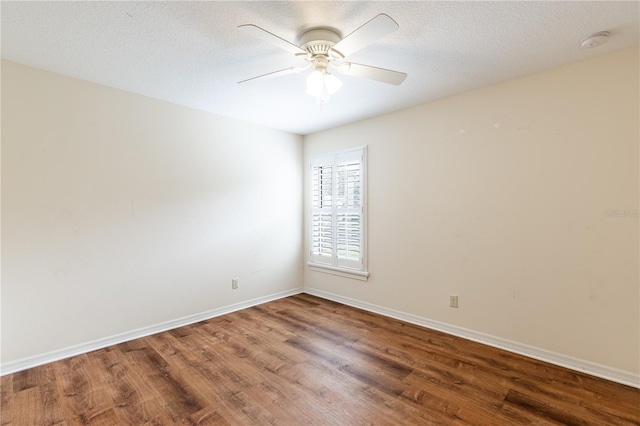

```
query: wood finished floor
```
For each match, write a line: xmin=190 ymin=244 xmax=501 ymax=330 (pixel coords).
xmin=2 ymin=293 xmax=639 ymax=425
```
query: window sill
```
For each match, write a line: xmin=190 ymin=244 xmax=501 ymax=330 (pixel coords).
xmin=307 ymin=262 xmax=369 ymax=281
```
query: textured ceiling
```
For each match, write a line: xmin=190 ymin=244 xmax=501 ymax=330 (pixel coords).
xmin=2 ymin=1 xmax=638 ymax=135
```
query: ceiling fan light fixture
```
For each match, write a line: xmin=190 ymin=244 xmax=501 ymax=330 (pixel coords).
xmin=306 ymin=69 xmax=342 ymax=103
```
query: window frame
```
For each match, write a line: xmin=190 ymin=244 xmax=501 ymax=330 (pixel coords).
xmin=308 ymin=146 xmax=369 ymax=281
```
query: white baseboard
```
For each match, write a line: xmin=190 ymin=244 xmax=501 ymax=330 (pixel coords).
xmin=303 ymin=288 xmax=640 ymax=389
xmin=0 ymin=287 xmax=304 ymax=376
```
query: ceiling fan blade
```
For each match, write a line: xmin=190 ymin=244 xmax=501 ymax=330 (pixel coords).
xmin=238 ymin=66 xmax=305 ymax=84
xmin=332 ymin=14 xmax=399 ymax=58
xmin=338 ymin=62 xmax=407 ymax=85
xmin=238 ymin=24 xmax=307 ymax=55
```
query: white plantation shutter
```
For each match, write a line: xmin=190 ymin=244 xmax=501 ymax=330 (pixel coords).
xmin=309 ymin=147 xmax=368 ymax=279
xmin=310 ymin=157 xmax=333 ymax=265
xmin=335 ymin=151 xmax=362 ymax=269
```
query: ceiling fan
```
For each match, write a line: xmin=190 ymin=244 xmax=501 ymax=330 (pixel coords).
xmin=238 ymin=14 xmax=407 ymax=104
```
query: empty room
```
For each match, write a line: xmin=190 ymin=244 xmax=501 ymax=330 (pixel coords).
xmin=1 ymin=1 xmax=639 ymax=425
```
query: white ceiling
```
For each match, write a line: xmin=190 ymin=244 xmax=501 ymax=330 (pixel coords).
xmin=2 ymin=1 xmax=638 ymax=135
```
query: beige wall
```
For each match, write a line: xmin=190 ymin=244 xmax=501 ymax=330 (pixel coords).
xmin=304 ymin=47 xmax=639 ymax=374
xmin=1 ymin=61 xmax=303 ymax=363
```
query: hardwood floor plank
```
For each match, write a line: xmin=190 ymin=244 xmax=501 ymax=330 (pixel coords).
xmin=271 ymin=359 xmax=419 ymax=425
xmin=2 ymin=294 xmax=639 ymax=425
xmin=120 ymin=340 xmax=171 ymax=377
xmin=145 ymin=371 xmax=204 ymax=421
xmin=35 ymin=364 xmax=67 ymax=426
xmin=147 ymin=331 xmax=205 ymax=370
xmin=0 ymin=375 xmax=14 ymax=425
xmin=503 ymin=388 xmax=593 ymax=425
xmin=170 ymin=365 xmax=249 ymax=425
xmin=193 ymin=350 xmax=260 ymax=397
xmin=403 ymin=371 xmax=519 ymax=425
xmin=90 ymin=346 xmax=164 ymax=425
xmin=183 ymin=407 xmax=232 ymax=426
xmin=505 ymin=378 xmax=640 ymax=425
xmin=11 ymin=368 xmax=39 ymax=393
xmin=273 ymin=360 xmax=375 ymax=424
xmin=53 ymin=354 xmax=114 ymax=425
xmin=8 ymin=387 xmax=44 ymax=425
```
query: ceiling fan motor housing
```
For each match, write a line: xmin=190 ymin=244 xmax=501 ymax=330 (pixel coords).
xmin=299 ymin=28 xmax=343 ymax=58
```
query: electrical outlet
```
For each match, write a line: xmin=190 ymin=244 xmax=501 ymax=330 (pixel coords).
xmin=232 ymin=278 xmax=239 ymax=289
xmin=449 ymin=295 xmax=458 ymax=308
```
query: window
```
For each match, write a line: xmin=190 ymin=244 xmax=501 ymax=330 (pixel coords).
xmin=309 ymin=146 xmax=368 ymax=280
